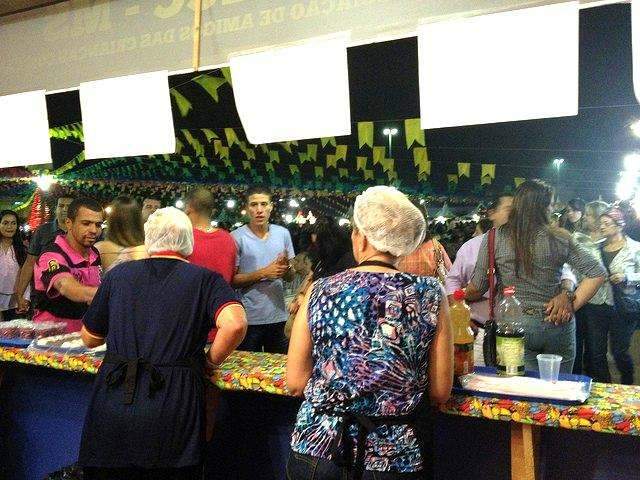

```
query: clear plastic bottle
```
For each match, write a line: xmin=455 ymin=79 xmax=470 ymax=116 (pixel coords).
xmin=495 ymin=286 xmax=525 ymax=376
xmin=451 ymin=289 xmax=474 ymax=376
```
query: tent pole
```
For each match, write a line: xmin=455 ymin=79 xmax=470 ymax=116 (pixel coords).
xmin=192 ymin=0 xmax=203 ymax=71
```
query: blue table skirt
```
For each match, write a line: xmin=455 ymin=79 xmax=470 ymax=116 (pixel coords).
xmin=1 ymin=363 xmax=638 ymax=480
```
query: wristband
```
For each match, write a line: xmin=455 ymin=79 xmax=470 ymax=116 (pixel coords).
xmin=205 ymin=357 xmax=222 ymax=370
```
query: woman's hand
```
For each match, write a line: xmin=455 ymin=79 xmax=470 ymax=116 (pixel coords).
xmin=610 ymin=273 xmax=626 ymax=285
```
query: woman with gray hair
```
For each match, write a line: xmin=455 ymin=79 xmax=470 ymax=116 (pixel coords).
xmin=78 ymin=207 xmax=247 ymax=479
xmin=287 ymin=186 xmax=453 ymax=480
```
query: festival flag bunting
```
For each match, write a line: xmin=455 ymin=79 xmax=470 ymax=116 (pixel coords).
xmin=175 ymin=138 xmax=184 ymax=154
xmin=481 ymin=164 xmax=496 ymax=185
xmin=170 ymin=89 xmax=192 ymax=117
xmin=320 ymin=137 xmax=336 ymax=148
xmin=281 ymin=142 xmax=293 ymax=153
xmin=373 ymin=146 xmax=386 ymax=166
xmin=199 ymin=156 xmax=209 ymax=168
xmin=193 ymin=75 xmax=227 ymax=102
xmin=514 ymin=177 xmax=526 ymax=188
xmin=182 ymin=130 xmax=204 ymax=157
xmin=356 ymin=156 xmax=367 ymax=172
xmin=364 ymin=169 xmax=374 ymax=180
xmin=265 ymin=163 xmax=274 ymax=173
xmin=381 ymin=158 xmax=395 ymax=173
xmin=289 ymin=164 xmax=300 ymax=175
xmin=259 ymin=144 xmax=269 ymax=154
xmin=224 ymin=128 xmax=240 ymax=147
xmin=335 ymin=145 xmax=348 ymax=162
xmin=387 ymin=170 xmax=398 ymax=181
xmin=218 ymin=146 xmax=230 ymax=160
xmin=457 ymin=162 xmax=471 ymax=178
xmin=339 ymin=168 xmax=348 ymax=178
xmin=315 ymin=166 xmax=324 ymax=178
xmin=244 ymin=148 xmax=256 ymax=161
xmin=357 ymin=122 xmax=374 ymax=148
xmin=202 ymin=129 xmax=217 ymax=142
xmin=404 ymin=118 xmax=425 ymax=148
xmin=242 ymin=161 xmax=251 ymax=170
xmin=298 ymin=152 xmax=310 ymax=164
xmin=326 ymin=154 xmax=338 ymax=168
xmin=307 ymin=144 xmax=318 ymax=161
xmin=448 ymin=174 xmax=459 ymax=185
xmin=213 ymin=139 xmax=223 ymax=154
xmin=417 ymin=172 xmax=429 ymax=182
xmin=269 ymin=151 xmax=280 ymax=164
xmin=221 ymin=67 xmax=233 ymax=85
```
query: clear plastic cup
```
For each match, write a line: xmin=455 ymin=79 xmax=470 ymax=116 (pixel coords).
xmin=537 ymin=354 xmax=562 ymax=382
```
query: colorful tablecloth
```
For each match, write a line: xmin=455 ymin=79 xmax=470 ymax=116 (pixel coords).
xmin=2 ymin=346 xmax=640 ymax=436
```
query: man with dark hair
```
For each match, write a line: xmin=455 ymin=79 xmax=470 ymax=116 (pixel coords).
xmin=141 ymin=197 xmax=162 ymax=222
xmin=232 ymin=186 xmax=295 ymax=353
xmin=15 ymin=195 xmax=75 ymax=314
xmin=32 ymin=197 xmax=104 ymax=332
xmin=185 ymin=187 xmax=237 ymax=341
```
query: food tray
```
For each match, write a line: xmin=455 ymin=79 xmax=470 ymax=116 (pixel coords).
xmin=454 ymin=366 xmax=592 ymax=406
xmin=28 ymin=332 xmax=106 ymax=356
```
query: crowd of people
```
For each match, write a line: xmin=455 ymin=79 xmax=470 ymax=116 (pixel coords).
xmin=0 ymin=179 xmax=639 ymax=478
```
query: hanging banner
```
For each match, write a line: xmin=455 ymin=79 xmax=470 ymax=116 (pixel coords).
xmin=417 ymin=172 xmax=430 ymax=182
xmin=358 ymin=122 xmax=374 ymax=148
xmin=404 ymin=118 xmax=425 ymax=148
xmin=356 ymin=156 xmax=368 ymax=172
xmin=457 ymin=162 xmax=471 ymax=178
xmin=335 ymin=145 xmax=348 ymax=162
xmin=320 ymin=137 xmax=336 ymax=148
xmin=387 ymin=170 xmax=398 ymax=181
xmin=373 ymin=146 xmax=386 ymax=165
xmin=307 ymin=144 xmax=318 ymax=161
xmin=224 ymin=128 xmax=240 ymax=147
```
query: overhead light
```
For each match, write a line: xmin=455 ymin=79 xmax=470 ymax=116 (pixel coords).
xmin=35 ymin=174 xmax=55 ymax=191
xmin=22 ymin=224 xmax=31 ymax=232
xmin=616 ymin=175 xmax=636 ymax=200
xmin=418 ymin=2 xmax=579 ymax=129
xmin=241 ymin=209 xmax=246 ymax=216
xmin=210 ymin=220 xmax=218 ymax=227
xmin=435 ymin=215 xmax=448 ymax=224
xmin=471 ymin=214 xmax=481 ymax=222
xmin=284 ymin=214 xmax=294 ymax=223
xmin=226 ymin=199 xmax=236 ymax=209
xmin=230 ymin=36 xmax=351 ymax=143
xmin=233 ymin=222 xmax=243 ymax=228
xmin=631 ymin=120 xmax=640 ymax=137
xmin=419 ymin=199 xmax=425 ymax=205
xmin=624 ymin=153 xmax=640 ymax=172
xmin=80 ymin=70 xmax=175 ymax=159
xmin=553 ymin=158 xmax=565 ymax=168
xmin=0 ymin=90 xmax=52 ymax=168
xmin=105 ymin=206 xmax=113 ymax=215
xmin=338 ymin=218 xmax=350 ymax=226
xmin=175 ymin=199 xmax=185 ymax=209
xmin=301 ymin=197 xmax=306 ymax=202
xmin=289 ymin=199 xmax=300 ymax=208
xmin=382 ymin=127 xmax=398 ymax=136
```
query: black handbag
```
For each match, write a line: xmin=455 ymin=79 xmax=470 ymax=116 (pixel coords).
xmin=482 ymin=228 xmax=498 ymax=366
xmin=600 ymin=244 xmax=640 ymax=316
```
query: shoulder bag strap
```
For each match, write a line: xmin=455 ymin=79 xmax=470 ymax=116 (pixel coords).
xmin=488 ymin=228 xmax=497 ymax=321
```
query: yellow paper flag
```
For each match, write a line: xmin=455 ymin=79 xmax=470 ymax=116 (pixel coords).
xmin=514 ymin=177 xmax=526 ymax=188
xmin=356 ymin=156 xmax=367 ymax=172
xmin=218 ymin=146 xmax=229 ymax=160
xmin=413 ymin=147 xmax=428 ymax=166
xmin=339 ymin=168 xmax=348 ymax=178
xmin=417 ymin=172 xmax=429 ymax=182
xmin=357 ymin=122 xmax=374 ymax=148
xmin=259 ymin=144 xmax=269 ymax=154
xmin=404 ymin=118 xmax=425 ymax=148
xmin=321 ymin=137 xmax=336 ymax=148
xmin=202 ymin=129 xmax=217 ymax=142
xmin=373 ymin=146 xmax=386 ymax=166
xmin=458 ymin=162 xmax=471 ymax=178
xmin=335 ymin=145 xmax=348 ymax=162
xmin=381 ymin=158 xmax=395 ymax=173
xmin=245 ymin=148 xmax=256 ymax=161
xmin=281 ymin=142 xmax=293 ymax=154
xmin=199 ymin=156 xmax=208 ymax=167
xmin=298 ymin=152 xmax=310 ymax=164
xmin=448 ymin=174 xmax=459 ymax=185
xmin=213 ymin=139 xmax=222 ymax=154
xmin=387 ymin=170 xmax=398 ymax=181
xmin=307 ymin=144 xmax=318 ymax=161
xmin=289 ymin=164 xmax=300 ymax=175
xmin=265 ymin=163 xmax=274 ymax=173
xmin=242 ymin=161 xmax=251 ymax=170
xmin=364 ymin=169 xmax=374 ymax=180
xmin=481 ymin=164 xmax=496 ymax=179
xmin=269 ymin=151 xmax=280 ymax=164
xmin=326 ymin=154 xmax=338 ymax=168
xmin=314 ymin=166 xmax=324 ymax=178
xmin=224 ymin=128 xmax=240 ymax=147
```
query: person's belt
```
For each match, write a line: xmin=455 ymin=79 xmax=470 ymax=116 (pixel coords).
xmin=103 ymin=351 xmax=204 ymax=405
xmin=522 ymin=306 xmax=547 ymax=316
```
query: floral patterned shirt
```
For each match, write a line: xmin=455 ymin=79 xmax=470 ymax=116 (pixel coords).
xmin=290 ymin=269 xmax=443 ymax=472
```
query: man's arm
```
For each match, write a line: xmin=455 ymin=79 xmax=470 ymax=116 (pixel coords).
xmin=54 ymin=276 xmax=98 ymax=304
xmin=232 ymin=257 xmax=289 ymax=288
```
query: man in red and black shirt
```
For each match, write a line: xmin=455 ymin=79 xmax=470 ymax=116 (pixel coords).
xmin=33 ymin=198 xmax=104 ymax=333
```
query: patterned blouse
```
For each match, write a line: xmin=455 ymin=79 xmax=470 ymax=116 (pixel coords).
xmin=290 ymin=269 xmax=443 ymax=472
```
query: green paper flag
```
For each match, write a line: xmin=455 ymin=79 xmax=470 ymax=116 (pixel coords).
xmin=213 ymin=139 xmax=223 ymax=154
xmin=326 ymin=154 xmax=337 ymax=168
xmin=170 ymin=89 xmax=192 ymax=117
xmin=381 ymin=158 xmax=394 ymax=173
xmin=219 ymin=146 xmax=230 ymax=160
xmin=514 ymin=177 xmax=525 ymax=188
xmin=356 ymin=156 xmax=367 ymax=172
xmin=202 ymin=129 xmax=217 ymax=142
xmin=194 ymin=75 xmax=227 ymax=102
xmin=181 ymin=155 xmax=192 ymax=165
xmin=364 ymin=169 xmax=374 ymax=180
xmin=387 ymin=170 xmax=398 ymax=181
xmin=373 ymin=146 xmax=386 ymax=166
xmin=265 ymin=163 xmax=274 ymax=173
xmin=175 ymin=138 xmax=184 ymax=154
xmin=224 ymin=128 xmax=240 ymax=147
xmin=481 ymin=164 xmax=496 ymax=180
xmin=245 ymin=148 xmax=256 ymax=161
xmin=298 ymin=152 xmax=310 ymax=164
xmin=269 ymin=151 xmax=280 ymax=164
xmin=338 ymin=168 xmax=348 ymax=178
xmin=417 ymin=172 xmax=429 ymax=182
xmin=448 ymin=174 xmax=459 ymax=185
xmin=335 ymin=145 xmax=348 ymax=162
xmin=222 ymin=157 xmax=232 ymax=168
xmin=289 ymin=164 xmax=300 ymax=175
xmin=458 ymin=162 xmax=471 ymax=178
xmin=357 ymin=122 xmax=374 ymax=148
xmin=281 ymin=142 xmax=293 ymax=154
xmin=221 ymin=67 xmax=232 ymax=85
xmin=315 ymin=166 xmax=324 ymax=178
xmin=259 ymin=144 xmax=269 ymax=154
xmin=307 ymin=144 xmax=318 ymax=161
xmin=182 ymin=130 xmax=204 ymax=157
xmin=404 ymin=118 xmax=425 ymax=148
xmin=320 ymin=137 xmax=336 ymax=148
xmin=199 ymin=156 xmax=209 ymax=167
xmin=242 ymin=161 xmax=251 ymax=170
